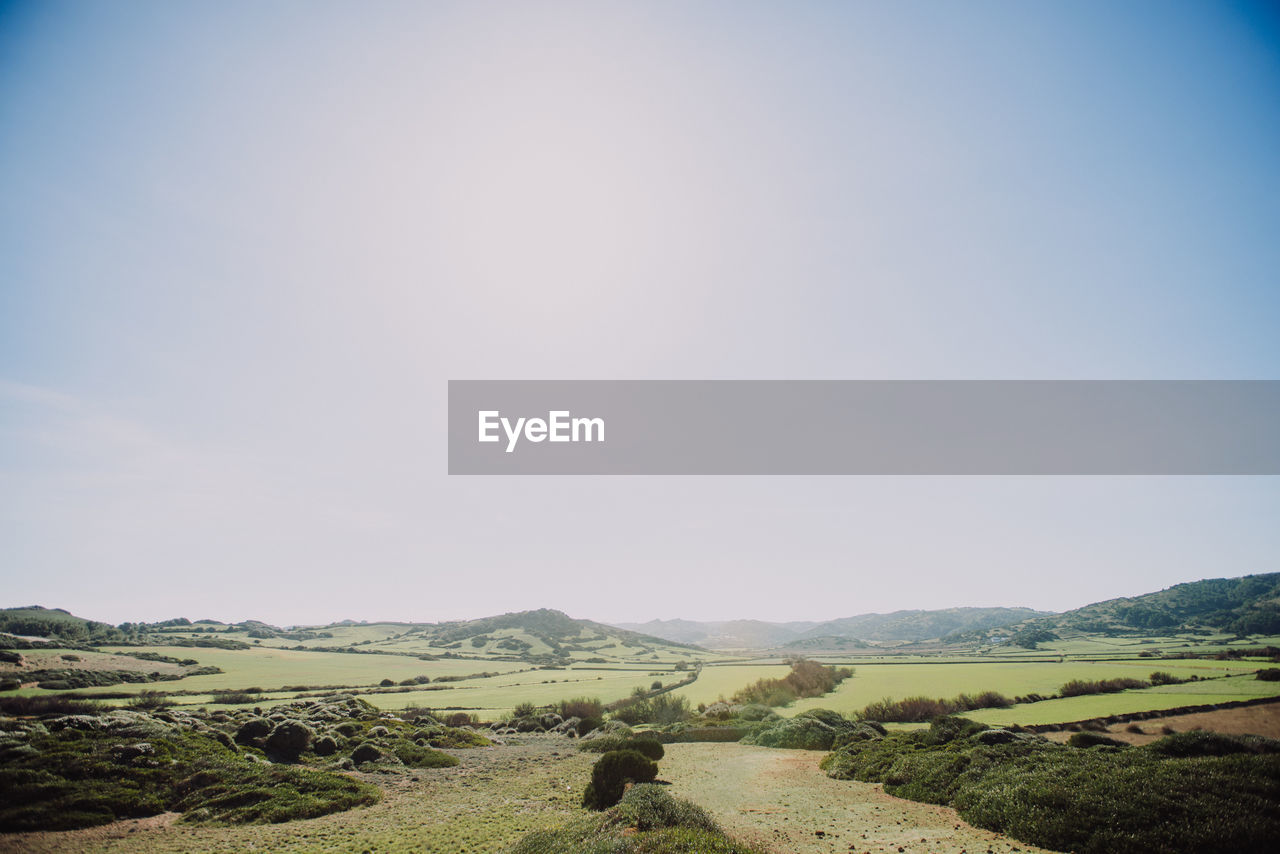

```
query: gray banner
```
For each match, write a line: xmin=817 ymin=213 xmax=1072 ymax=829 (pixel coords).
xmin=447 ymin=381 xmax=1280 ymax=475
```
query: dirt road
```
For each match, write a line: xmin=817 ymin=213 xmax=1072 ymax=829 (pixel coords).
xmin=660 ymin=743 xmax=1052 ymax=854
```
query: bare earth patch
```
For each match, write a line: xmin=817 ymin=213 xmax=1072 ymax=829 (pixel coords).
xmin=1043 ymin=700 xmax=1280 ymax=745
xmin=660 ymin=742 xmax=1052 ymax=854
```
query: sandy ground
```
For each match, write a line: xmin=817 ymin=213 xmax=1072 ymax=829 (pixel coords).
xmin=1042 ymin=700 xmax=1280 ymax=745
xmin=661 ymin=743 xmax=1053 ymax=854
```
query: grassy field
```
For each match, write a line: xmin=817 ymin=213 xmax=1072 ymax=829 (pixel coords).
xmin=962 ymin=673 xmax=1280 ymax=726
xmin=668 ymin=664 xmax=794 ymax=706
xmin=778 ymin=658 xmax=1262 ymax=718
xmin=10 ymin=646 xmax=529 ymax=696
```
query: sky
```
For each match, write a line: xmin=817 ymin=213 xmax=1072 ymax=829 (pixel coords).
xmin=1 ymin=0 xmax=1279 ymax=627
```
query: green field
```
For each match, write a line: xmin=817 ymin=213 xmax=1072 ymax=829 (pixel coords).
xmin=962 ymin=673 xmax=1280 ymax=726
xmin=778 ymin=658 xmax=1261 ymax=718
xmin=10 ymin=645 xmax=529 ymax=696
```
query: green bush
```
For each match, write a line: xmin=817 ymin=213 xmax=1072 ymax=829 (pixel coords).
xmin=234 ymin=718 xmax=273 ymax=746
xmin=1257 ymin=668 xmax=1280 ymax=681
xmin=821 ymin=718 xmax=1280 ymax=853
xmin=265 ymin=721 xmax=314 ymax=759
xmin=0 ymin=722 xmax=378 ymax=831
xmin=579 ymin=735 xmax=664 ymax=759
xmin=1147 ymin=730 xmax=1280 ymax=757
xmin=392 ymin=741 xmax=459 ymax=769
xmin=511 ymin=785 xmax=763 ymax=854
xmin=743 ymin=714 xmax=849 ymax=750
xmin=582 ymin=750 xmax=659 ymax=810
xmin=1067 ymin=731 xmax=1128 ymax=749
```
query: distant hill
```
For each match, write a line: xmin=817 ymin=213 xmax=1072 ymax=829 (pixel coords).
xmin=1004 ymin=573 xmax=1280 ymax=643
xmin=614 ymin=619 xmax=814 ymax=649
xmin=0 ymin=606 xmax=124 ymax=645
xmin=617 ymin=607 xmax=1046 ymax=649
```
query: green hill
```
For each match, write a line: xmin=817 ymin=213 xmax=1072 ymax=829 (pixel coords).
xmin=1006 ymin=573 xmax=1280 ymax=643
xmin=0 ymin=606 xmax=125 ymax=645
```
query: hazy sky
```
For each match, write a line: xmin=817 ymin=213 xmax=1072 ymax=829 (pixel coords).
xmin=2 ymin=1 xmax=1279 ymax=627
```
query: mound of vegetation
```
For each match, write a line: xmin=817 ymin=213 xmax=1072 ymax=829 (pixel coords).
xmin=582 ymin=749 xmax=658 ymax=810
xmin=821 ymin=716 xmax=1280 ymax=853
xmin=578 ymin=735 xmax=664 ymax=759
xmin=0 ymin=692 xmax=494 ymax=832
xmin=512 ymin=784 xmax=766 ymax=853
xmin=742 ymin=708 xmax=861 ymax=750
xmin=731 ymin=657 xmax=853 ymax=708
xmin=0 ymin=710 xmax=378 ymax=831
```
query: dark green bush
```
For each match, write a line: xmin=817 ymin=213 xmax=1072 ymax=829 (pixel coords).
xmin=392 ymin=741 xmax=459 ymax=769
xmin=1067 ymin=731 xmax=1128 ymax=749
xmin=1257 ymin=668 xmax=1280 ymax=681
xmin=579 ymin=735 xmax=664 ymax=759
xmin=264 ymin=721 xmax=314 ymax=759
xmin=1147 ymin=730 xmax=1280 ymax=757
xmin=350 ymin=743 xmax=382 ymax=764
xmin=821 ymin=719 xmax=1280 ymax=853
xmin=582 ymin=750 xmax=659 ymax=810
xmin=0 ymin=722 xmax=378 ymax=831
xmin=235 ymin=717 xmax=273 ymax=746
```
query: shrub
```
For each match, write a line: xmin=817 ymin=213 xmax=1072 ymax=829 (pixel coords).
xmin=559 ymin=697 xmax=604 ymax=719
xmin=378 ymin=678 xmax=395 ymax=687
xmin=1067 ymin=731 xmax=1128 ymax=749
xmin=579 ymin=736 xmax=665 ymax=759
xmin=235 ymin=718 xmax=273 ymax=746
xmin=858 ymin=691 xmax=1012 ymax=723
xmin=609 ymin=784 xmax=719 ymax=833
xmin=1257 ymin=668 xmax=1280 ymax=681
xmin=0 ymin=680 xmax=19 ymax=692
xmin=0 ymin=694 xmax=101 ymax=716
xmin=313 ymin=735 xmax=338 ymax=756
xmin=582 ymin=750 xmax=659 ymax=810
xmin=820 ymin=719 xmax=1280 ymax=854
xmin=731 ymin=658 xmax=854 ymax=708
xmin=512 ymin=701 xmax=538 ymax=718
xmin=128 ymin=691 xmax=173 ymax=711
xmin=744 ymin=714 xmax=850 ymax=750
xmin=392 ymin=741 xmax=459 ymax=769
xmin=1059 ymin=678 xmax=1148 ymax=697
xmin=1147 ymin=730 xmax=1280 ymax=757
xmin=1148 ymin=671 xmax=1180 ymax=685
xmin=351 ymin=743 xmax=382 ymax=764
xmin=265 ymin=721 xmax=314 ymax=759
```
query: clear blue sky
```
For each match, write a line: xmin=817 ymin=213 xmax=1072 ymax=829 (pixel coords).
xmin=2 ymin=1 xmax=1278 ymax=626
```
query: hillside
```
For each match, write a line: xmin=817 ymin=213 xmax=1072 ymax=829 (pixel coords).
xmin=0 ymin=606 xmax=125 ymax=645
xmin=1004 ymin=573 xmax=1280 ymax=642
xmin=617 ymin=607 xmax=1046 ymax=649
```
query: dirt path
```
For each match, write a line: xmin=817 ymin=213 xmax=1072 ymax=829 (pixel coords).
xmin=661 ymin=743 xmax=1053 ymax=854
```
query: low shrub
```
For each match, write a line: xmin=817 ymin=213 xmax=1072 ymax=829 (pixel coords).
xmin=578 ymin=735 xmax=664 ymax=759
xmin=820 ymin=716 xmax=1280 ymax=853
xmin=1256 ymin=668 xmax=1280 ymax=682
xmin=1059 ymin=677 xmax=1149 ymax=698
xmin=857 ymin=691 xmax=1012 ymax=723
xmin=264 ymin=721 xmax=314 ymax=759
xmin=1147 ymin=730 xmax=1280 ymax=758
xmin=1067 ymin=731 xmax=1128 ymax=749
xmin=0 ymin=694 xmax=101 ymax=716
xmin=511 ymin=785 xmax=764 ymax=854
xmin=582 ymin=750 xmax=658 ymax=810
xmin=0 ymin=721 xmax=378 ymax=831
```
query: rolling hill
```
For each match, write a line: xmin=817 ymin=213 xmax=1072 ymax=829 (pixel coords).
xmin=1002 ymin=573 xmax=1280 ymax=644
xmin=617 ymin=607 xmax=1047 ymax=649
